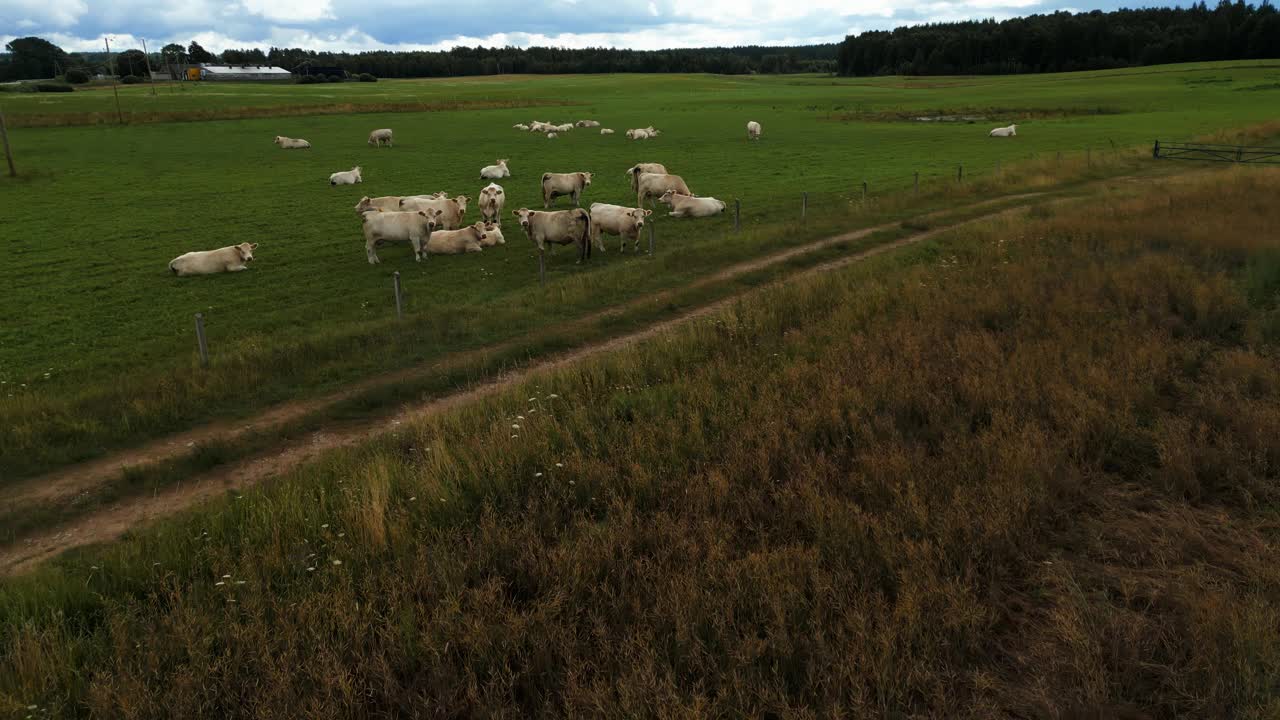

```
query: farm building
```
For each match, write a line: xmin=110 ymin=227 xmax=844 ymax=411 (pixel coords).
xmin=191 ymin=65 xmax=293 ymax=81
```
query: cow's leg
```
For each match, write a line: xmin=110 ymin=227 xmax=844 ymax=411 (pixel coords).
xmin=411 ymin=234 xmax=423 ymax=262
xmin=367 ymin=243 xmax=380 ymax=264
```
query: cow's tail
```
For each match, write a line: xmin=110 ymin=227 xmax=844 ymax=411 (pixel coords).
xmin=580 ymin=209 xmax=592 ymax=261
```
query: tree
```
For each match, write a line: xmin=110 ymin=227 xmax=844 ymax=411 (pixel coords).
xmin=161 ymin=43 xmax=187 ymax=62
xmin=115 ymin=49 xmax=148 ymax=77
xmin=187 ymin=41 xmax=216 ymax=63
xmin=3 ymin=36 xmax=69 ymax=80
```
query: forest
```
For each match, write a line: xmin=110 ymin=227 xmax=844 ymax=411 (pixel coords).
xmin=837 ymin=2 xmax=1280 ymax=76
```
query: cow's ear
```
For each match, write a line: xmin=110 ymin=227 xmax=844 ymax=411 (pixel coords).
xmin=418 ymin=211 xmax=427 ymax=217
xmin=250 ymin=243 xmax=259 ymax=249
xmin=644 ymin=209 xmax=652 ymax=216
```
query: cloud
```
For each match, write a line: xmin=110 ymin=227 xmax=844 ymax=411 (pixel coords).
xmin=1 ymin=0 xmax=1088 ymax=54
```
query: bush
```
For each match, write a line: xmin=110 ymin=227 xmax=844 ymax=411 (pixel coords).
xmin=327 ymin=74 xmax=344 ymax=83
xmin=120 ymin=75 xmax=142 ymax=85
xmin=297 ymin=74 xmax=317 ymax=84
xmin=64 ymin=69 xmax=90 ymax=84
xmin=358 ymin=73 xmax=377 ymax=82
xmin=35 ymin=82 xmax=74 ymax=93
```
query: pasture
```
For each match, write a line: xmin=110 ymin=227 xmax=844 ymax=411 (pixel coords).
xmin=1 ymin=61 xmax=1279 ymax=479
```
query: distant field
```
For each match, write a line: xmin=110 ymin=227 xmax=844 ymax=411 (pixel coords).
xmin=1 ymin=61 xmax=1278 ymax=476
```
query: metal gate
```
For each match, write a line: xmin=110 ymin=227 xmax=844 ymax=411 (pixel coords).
xmin=1153 ymin=140 xmax=1280 ymax=164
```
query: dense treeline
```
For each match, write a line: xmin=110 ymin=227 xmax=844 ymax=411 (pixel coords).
xmin=839 ymin=1 xmax=1280 ymax=76
xmin=0 ymin=38 xmax=837 ymax=81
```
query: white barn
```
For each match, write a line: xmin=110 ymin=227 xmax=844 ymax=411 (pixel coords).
xmin=195 ymin=65 xmax=293 ymax=82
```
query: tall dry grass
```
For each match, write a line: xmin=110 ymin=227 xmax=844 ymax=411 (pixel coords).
xmin=2 ymin=168 xmax=1279 ymax=718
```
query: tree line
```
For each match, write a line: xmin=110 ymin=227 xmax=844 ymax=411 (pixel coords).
xmin=0 ymin=37 xmax=837 ymax=82
xmin=837 ymin=1 xmax=1280 ymax=76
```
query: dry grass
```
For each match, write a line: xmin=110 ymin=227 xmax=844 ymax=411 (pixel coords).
xmin=2 ymin=168 xmax=1279 ymax=718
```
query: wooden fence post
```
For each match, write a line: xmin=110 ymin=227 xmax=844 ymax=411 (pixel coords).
xmin=0 ymin=107 xmax=14 ymax=178
xmin=648 ymin=220 xmax=655 ymax=254
xmin=393 ymin=271 xmax=402 ymax=319
xmin=194 ymin=312 xmax=209 ymax=367
xmin=1152 ymin=140 xmax=1160 ymax=159
xmin=957 ymin=164 xmax=963 ymax=183
xmin=861 ymin=181 xmax=868 ymax=201
xmin=734 ymin=199 xmax=741 ymax=233
xmin=538 ymin=249 xmax=545 ymax=285
xmin=801 ymin=191 xmax=807 ymax=221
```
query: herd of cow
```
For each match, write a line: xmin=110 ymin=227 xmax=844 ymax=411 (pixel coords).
xmin=171 ymin=119 xmax=755 ymax=275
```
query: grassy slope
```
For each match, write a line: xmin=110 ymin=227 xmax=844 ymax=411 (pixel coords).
xmin=2 ymin=166 xmax=1278 ymax=718
xmin=0 ymin=62 xmax=1277 ymax=476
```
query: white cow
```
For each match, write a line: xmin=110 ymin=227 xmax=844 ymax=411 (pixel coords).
xmin=169 ymin=243 xmax=258 ymax=276
xmin=600 ymin=128 xmax=615 ymax=135
xmin=626 ymin=163 xmax=669 ymax=192
xmin=529 ymin=121 xmax=554 ymax=133
xmin=479 ymin=183 xmax=506 ymax=226
xmin=419 ymin=216 xmax=486 ymax=255
xmin=575 ymin=120 xmax=601 ymax=128
xmin=542 ymin=172 xmax=593 ymax=207
xmin=635 ymin=172 xmax=690 ymax=209
xmin=273 ymin=135 xmax=311 ymax=149
xmin=330 ymin=166 xmax=362 ymax=186
xmin=555 ymin=123 xmax=574 ymax=132
xmin=480 ymin=159 xmax=510 ymax=179
xmin=546 ymin=132 xmax=558 ymax=139
xmin=747 ymin=121 xmax=761 ymax=140
xmin=660 ymin=191 xmax=726 ymax=218
xmin=625 ymin=128 xmax=652 ymax=140
xmin=590 ymin=203 xmax=652 ymax=253
xmin=399 ymin=195 xmax=468 ymax=229
xmin=354 ymin=196 xmax=402 ymax=214
xmin=368 ymin=128 xmax=394 ymax=147
xmin=513 ymin=123 xmax=530 ymax=131
xmin=512 ymin=208 xmax=593 ymax=262
xmin=480 ymin=222 xmax=505 ymax=247
xmin=362 ymin=210 xmax=436 ymax=263
xmin=989 ymin=124 xmax=1018 ymax=137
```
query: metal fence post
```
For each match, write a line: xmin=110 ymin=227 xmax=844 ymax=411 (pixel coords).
xmin=393 ymin=271 xmax=402 ymax=319
xmin=194 ymin=312 xmax=209 ymax=367
xmin=538 ymin=249 xmax=545 ymax=285
xmin=734 ymin=199 xmax=740 ymax=233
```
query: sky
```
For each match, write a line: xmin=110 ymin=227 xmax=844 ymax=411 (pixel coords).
xmin=1 ymin=0 xmax=1132 ymax=55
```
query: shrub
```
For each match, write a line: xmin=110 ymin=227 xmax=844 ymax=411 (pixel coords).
xmin=297 ymin=74 xmax=317 ymax=84
xmin=64 ymin=69 xmax=90 ymax=84
xmin=35 ymin=82 xmax=74 ymax=93
xmin=121 ymin=75 xmax=142 ymax=85
xmin=358 ymin=73 xmax=377 ymax=82
xmin=328 ymin=74 xmax=344 ymax=83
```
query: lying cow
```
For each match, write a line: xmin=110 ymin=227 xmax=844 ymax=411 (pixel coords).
xmin=368 ymin=128 xmax=394 ymax=147
xmin=626 ymin=163 xmax=669 ymax=192
xmin=330 ymin=166 xmax=362 ymax=186
xmin=660 ymin=191 xmax=726 ymax=218
xmin=399 ymin=195 xmax=467 ymax=229
xmin=169 ymin=243 xmax=258 ymax=276
xmin=480 ymin=222 xmax=505 ymax=247
xmin=541 ymin=171 xmax=593 ymax=208
xmin=747 ymin=121 xmax=761 ymax=140
xmin=479 ymin=183 xmax=506 ymax=225
xmin=576 ymin=120 xmax=601 ymax=128
xmin=555 ymin=123 xmax=574 ymax=132
xmin=512 ymin=207 xmax=592 ymax=262
xmin=513 ymin=123 xmax=530 ymax=131
xmin=625 ymin=128 xmax=652 ymax=140
xmin=418 ymin=214 xmax=486 ymax=255
xmin=635 ymin=171 xmax=690 ymax=209
xmin=481 ymin=159 xmax=510 ymax=179
xmin=590 ymin=203 xmax=651 ymax=253
xmin=354 ymin=196 xmax=402 ymax=214
xmin=362 ymin=210 xmax=436 ymax=263
xmin=546 ymin=132 xmax=558 ymax=139
xmin=989 ymin=124 xmax=1017 ymax=137
xmin=274 ymin=135 xmax=311 ymax=149
xmin=600 ymin=128 xmax=615 ymax=135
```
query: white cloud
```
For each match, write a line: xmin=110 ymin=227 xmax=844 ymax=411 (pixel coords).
xmin=241 ymin=0 xmax=335 ymax=23
xmin=0 ymin=0 xmax=87 ymax=29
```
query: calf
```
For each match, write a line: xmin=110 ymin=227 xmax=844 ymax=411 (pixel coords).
xmin=541 ymin=171 xmax=593 ymax=208
xmin=512 ymin=207 xmax=593 ymax=262
xmin=368 ymin=128 xmax=394 ymax=147
xmin=590 ymin=203 xmax=651 ymax=253
xmin=362 ymin=210 xmax=436 ymax=263
xmin=273 ymin=135 xmax=310 ymax=149
xmin=169 ymin=243 xmax=258 ymax=276
xmin=635 ymin=172 xmax=690 ymax=209
xmin=660 ymin=191 xmax=726 ymax=218
xmin=480 ymin=159 xmax=510 ymax=179
xmin=330 ymin=166 xmax=363 ymax=186
xmin=479 ymin=183 xmax=506 ymax=225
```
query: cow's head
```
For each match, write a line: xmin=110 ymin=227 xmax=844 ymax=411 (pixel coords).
xmin=658 ymin=190 xmax=685 ymax=207
xmin=420 ymin=209 xmax=442 ymax=231
xmin=273 ymin=136 xmax=283 ymax=145
xmin=627 ymin=208 xmax=651 ymax=232
xmin=497 ymin=158 xmax=508 ymax=166
xmin=580 ymin=172 xmax=594 ymax=186
xmin=512 ymin=208 xmax=536 ymax=233
xmin=482 ymin=222 xmax=505 ymax=243
xmin=351 ymin=166 xmax=362 ymax=176
xmin=454 ymin=195 xmax=471 ymax=212
xmin=354 ymin=196 xmax=374 ymax=213
xmin=235 ymin=242 xmax=259 ymax=262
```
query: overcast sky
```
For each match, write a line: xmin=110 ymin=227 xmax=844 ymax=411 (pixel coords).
xmin=3 ymin=0 xmax=1131 ymax=54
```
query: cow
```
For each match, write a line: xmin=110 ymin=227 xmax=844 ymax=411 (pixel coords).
xmin=575 ymin=120 xmax=601 ymax=128
xmin=547 ymin=132 xmax=558 ymax=139
xmin=625 ymin=128 xmax=651 ymax=140
xmin=529 ymin=121 xmax=554 ymax=133
xmin=480 ymin=222 xmax=505 ymax=247
xmin=354 ymin=196 xmax=402 ymax=214
xmin=480 ymin=159 xmax=510 ymax=179
xmin=555 ymin=123 xmax=574 ymax=132
xmin=368 ymin=128 xmax=394 ymax=147
xmin=600 ymin=128 xmax=615 ymax=135
xmin=362 ymin=210 xmax=436 ymax=263
xmin=589 ymin=203 xmax=652 ymax=253
xmin=169 ymin=243 xmax=258 ymax=276
xmin=989 ymin=124 xmax=1017 ymax=137
xmin=330 ymin=166 xmax=362 ymax=186
xmin=399 ymin=195 xmax=467 ymax=230
xmin=511 ymin=207 xmax=593 ymax=262
xmin=273 ymin=135 xmax=310 ymax=149
xmin=635 ymin=172 xmax=690 ymax=209
xmin=418 ymin=215 xmax=486 ymax=255
xmin=513 ymin=123 xmax=530 ymax=131
xmin=626 ymin=163 xmax=669 ymax=192
xmin=660 ymin=191 xmax=726 ymax=218
xmin=747 ymin=121 xmax=762 ymax=140
xmin=541 ymin=171 xmax=593 ymax=208
xmin=479 ymin=183 xmax=506 ymax=225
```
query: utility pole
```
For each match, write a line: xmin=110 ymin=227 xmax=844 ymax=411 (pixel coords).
xmin=0 ymin=105 xmax=16 ymax=177
xmin=104 ymin=36 xmax=124 ymax=124
xmin=141 ymin=38 xmax=157 ymax=96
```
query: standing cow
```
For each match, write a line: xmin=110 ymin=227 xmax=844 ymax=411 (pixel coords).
xmin=635 ymin=172 xmax=691 ymax=209
xmin=541 ymin=172 xmax=593 ymax=208
xmin=626 ymin=163 xmax=668 ymax=193
xmin=361 ymin=210 xmax=436 ymax=263
xmin=747 ymin=121 xmax=762 ymax=140
xmin=590 ymin=203 xmax=651 ymax=253
xmin=512 ymin=207 xmax=593 ymax=262
xmin=368 ymin=128 xmax=394 ymax=147
xmin=479 ymin=183 xmax=506 ymax=226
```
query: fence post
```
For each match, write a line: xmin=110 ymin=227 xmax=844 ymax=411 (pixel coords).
xmin=801 ymin=191 xmax=807 ymax=221
xmin=194 ymin=312 xmax=209 ymax=367
xmin=861 ymin=181 xmax=867 ymax=201
xmin=1152 ymin=141 xmax=1159 ymax=159
xmin=957 ymin=164 xmax=963 ymax=183
xmin=393 ymin=271 xmax=402 ymax=319
xmin=538 ymin=249 xmax=545 ymax=285
xmin=1237 ymin=146 xmax=1244 ymax=163
xmin=0 ymin=107 xmax=14 ymax=178
xmin=648 ymin=220 xmax=655 ymax=254
xmin=734 ymin=199 xmax=740 ymax=233
xmin=1057 ymin=151 xmax=1062 ymax=164
xmin=914 ymin=171 xmax=919 ymax=194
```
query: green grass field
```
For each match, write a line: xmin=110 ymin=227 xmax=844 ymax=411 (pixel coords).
xmin=2 ymin=61 xmax=1279 ymax=478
